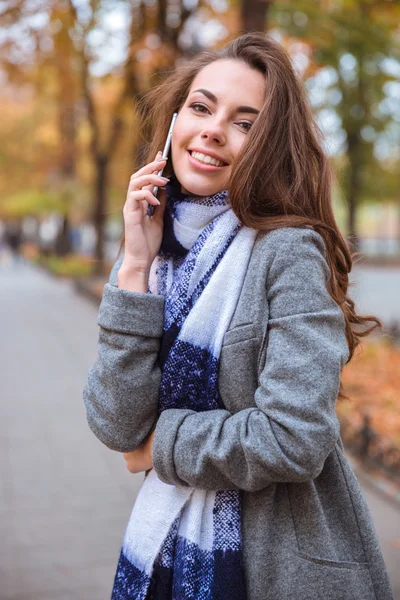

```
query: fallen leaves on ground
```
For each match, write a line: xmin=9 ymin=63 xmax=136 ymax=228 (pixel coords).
xmin=338 ymin=338 xmax=400 ymax=449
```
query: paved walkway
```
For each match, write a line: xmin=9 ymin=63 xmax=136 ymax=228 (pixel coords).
xmin=0 ymin=260 xmax=144 ymax=599
xmin=0 ymin=259 xmax=399 ymax=599
xmin=351 ymin=264 xmax=400 ymax=325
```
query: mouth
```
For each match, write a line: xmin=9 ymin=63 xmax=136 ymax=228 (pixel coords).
xmin=187 ymin=150 xmax=228 ymax=170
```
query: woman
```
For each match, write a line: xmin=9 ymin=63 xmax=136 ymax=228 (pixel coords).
xmin=84 ymin=33 xmax=393 ymax=600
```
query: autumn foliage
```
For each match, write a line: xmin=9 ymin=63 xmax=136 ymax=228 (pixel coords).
xmin=339 ymin=338 xmax=400 ymax=449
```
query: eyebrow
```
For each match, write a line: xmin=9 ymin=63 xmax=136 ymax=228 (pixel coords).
xmin=191 ymin=88 xmax=260 ymax=115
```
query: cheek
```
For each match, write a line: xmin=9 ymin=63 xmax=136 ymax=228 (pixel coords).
xmin=171 ymin=130 xmax=187 ymax=164
xmin=228 ymin=132 xmax=250 ymax=166
xmin=172 ymin=114 xmax=190 ymax=146
xmin=172 ymin=110 xmax=204 ymax=150
xmin=232 ymin=132 xmax=248 ymax=156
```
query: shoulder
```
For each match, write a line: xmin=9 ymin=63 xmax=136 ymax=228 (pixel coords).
xmin=254 ymin=226 xmax=330 ymax=289
xmin=253 ymin=228 xmax=344 ymax=328
xmin=255 ymin=226 xmax=326 ymax=258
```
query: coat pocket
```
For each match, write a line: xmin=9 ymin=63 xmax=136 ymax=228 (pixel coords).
xmin=287 ymin=448 xmax=368 ymax=568
xmin=295 ymin=551 xmax=368 ymax=571
xmin=222 ymin=323 xmax=258 ymax=346
xmin=289 ymin=552 xmax=375 ymax=600
xmin=219 ymin=325 xmax=260 ymax=413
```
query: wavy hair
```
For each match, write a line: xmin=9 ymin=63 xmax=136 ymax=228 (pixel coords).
xmin=132 ymin=32 xmax=381 ymax=395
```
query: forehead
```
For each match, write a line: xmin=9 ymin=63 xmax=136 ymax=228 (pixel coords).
xmin=188 ymin=60 xmax=265 ymax=108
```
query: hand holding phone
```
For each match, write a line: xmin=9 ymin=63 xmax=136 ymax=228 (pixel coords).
xmin=119 ymin=113 xmax=178 ymax=282
xmin=147 ymin=112 xmax=178 ymax=218
xmin=119 ymin=158 xmax=167 ymax=282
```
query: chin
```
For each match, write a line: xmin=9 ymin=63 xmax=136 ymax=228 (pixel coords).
xmin=177 ymin=175 xmax=227 ymax=198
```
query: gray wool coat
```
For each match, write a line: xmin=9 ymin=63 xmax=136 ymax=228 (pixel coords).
xmin=84 ymin=227 xmax=393 ymax=600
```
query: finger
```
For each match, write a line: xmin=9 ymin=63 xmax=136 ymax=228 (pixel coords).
xmin=125 ymin=460 xmax=138 ymax=474
xmin=123 ymin=451 xmax=139 ymax=473
xmin=128 ymin=173 xmax=169 ymax=192
xmin=124 ymin=189 xmax=160 ymax=215
xmin=129 ymin=171 xmax=169 ymax=186
xmin=124 ymin=190 xmax=160 ymax=212
xmin=131 ymin=152 xmax=168 ymax=179
xmin=152 ymin=152 xmax=167 ymax=174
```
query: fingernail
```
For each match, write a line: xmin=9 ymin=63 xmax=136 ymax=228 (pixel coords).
xmin=160 ymin=177 xmax=170 ymax=183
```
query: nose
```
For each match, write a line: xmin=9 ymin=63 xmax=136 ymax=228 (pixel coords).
xmin=200 ymin=119 xmax=226 ymax=145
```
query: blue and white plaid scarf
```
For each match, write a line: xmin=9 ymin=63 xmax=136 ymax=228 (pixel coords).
xmin=112 ymin=176 xmax=257 ymax=600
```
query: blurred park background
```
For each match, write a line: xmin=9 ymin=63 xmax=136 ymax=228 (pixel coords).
xmin=0 ymin=0 xmax=400 ymax=599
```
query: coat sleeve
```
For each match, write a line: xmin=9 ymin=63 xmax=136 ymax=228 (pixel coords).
xmin=83 ymin=255 xmax=165 ymax=452
xmin=152 ymin=229 xmax=350 ymax=491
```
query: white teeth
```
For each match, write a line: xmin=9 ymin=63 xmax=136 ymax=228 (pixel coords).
xmin=191 ymin=151 xmax=225 ymax=167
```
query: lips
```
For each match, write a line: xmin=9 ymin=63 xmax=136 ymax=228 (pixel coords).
xmin=187 ymin=150 xmax=228 ymax=172
xmin=188 ymin=149 xmax=228 ymax=166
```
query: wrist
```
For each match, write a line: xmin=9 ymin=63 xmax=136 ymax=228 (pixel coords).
xmin=120 ymin=256 xmax=150 ymax=275
xmin=118 ymin=264 xmax=149 ymax=293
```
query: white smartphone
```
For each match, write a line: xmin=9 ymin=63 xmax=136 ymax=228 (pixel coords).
xmin=147 ymin=112 xmax=178 ymax=217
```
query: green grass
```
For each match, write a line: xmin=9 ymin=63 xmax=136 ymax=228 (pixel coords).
xmin=36 ymin=254 xmax=95 ymax=278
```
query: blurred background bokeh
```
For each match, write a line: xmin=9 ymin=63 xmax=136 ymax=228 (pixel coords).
xmin=0 ymin=1 xmax=399 ymax=599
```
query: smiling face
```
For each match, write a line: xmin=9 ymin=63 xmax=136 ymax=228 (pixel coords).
xmin=170 ymin=59 xmax=265 ymax=197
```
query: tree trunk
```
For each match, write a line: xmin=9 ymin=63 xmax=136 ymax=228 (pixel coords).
xmin=93 ymin=155 xmax=108 ymax=274
xmin=346 ymin=133 xmax=361 ymax=254
xmin=53 ymin=4 xmax=77 ymax=257
xmin=55 ymin=97 xmax=75 ymax=256
xmin=241 ymin=0 xmax=271 ymax=32
xmin=55 ymin=214 xmax=72 ymax=256
xmin=347 ymin=178 xmax=359 ymax=253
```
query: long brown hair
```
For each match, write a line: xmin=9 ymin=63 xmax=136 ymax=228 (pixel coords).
xmin=134 ymin=32 xmax=381 ymax=382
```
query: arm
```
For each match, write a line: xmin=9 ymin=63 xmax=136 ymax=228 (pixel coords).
xmin=83 ymin=256 xmax=165 ymax=452
xmin=152 ymin=228 xmax=349 ymax=492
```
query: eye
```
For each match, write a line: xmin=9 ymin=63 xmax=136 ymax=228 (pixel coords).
xmin=189 ymin=102 xmax=253 ymax=133
xmin=189 ymin=102 xmax=209 ymax=113
xmin=237 ymin=121 xmax=253 ymax=132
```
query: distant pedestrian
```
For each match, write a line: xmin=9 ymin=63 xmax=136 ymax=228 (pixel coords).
xmin=38 ymin=216 xmax=58 ymax=256
xmin=5 ymin=223 xmax=23 ymax=264
xmin=84 ymin=33 xmax=393 ymax=600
